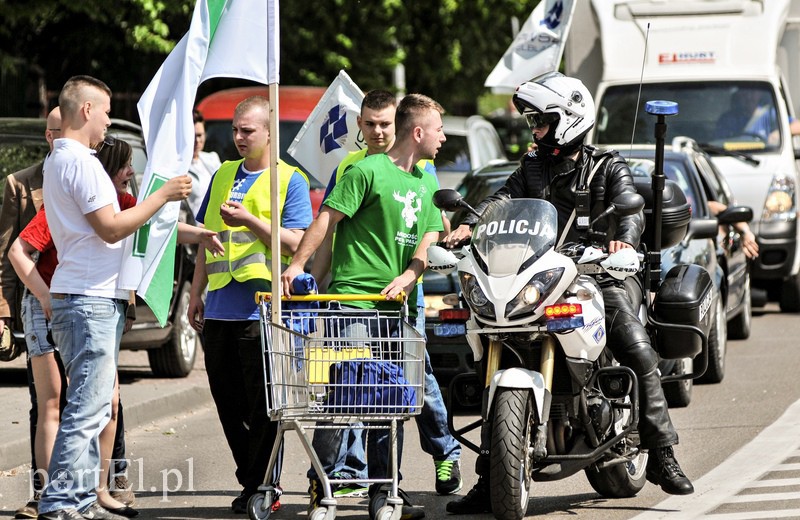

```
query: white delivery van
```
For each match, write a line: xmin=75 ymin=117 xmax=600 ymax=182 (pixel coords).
xmin=566 ymin=0 xmax=800 ymax=312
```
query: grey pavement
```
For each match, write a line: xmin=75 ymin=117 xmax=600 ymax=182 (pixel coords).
xmin=0 ymin=346 xmax=213 ymax=471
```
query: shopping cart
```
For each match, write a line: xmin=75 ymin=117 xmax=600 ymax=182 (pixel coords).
xmin=247 ymin=292 xmax=426 ymax=520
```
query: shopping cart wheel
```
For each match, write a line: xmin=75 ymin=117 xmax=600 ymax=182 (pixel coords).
xmin=247 ymin=492 xmax=271 ymax=520
xmin=374 ymin=505 xmax=395 ymax=520
xmin=309 ymin=506 xmax=331 ymax=520
xmin=368 ymin=489 xmax=387 ymax=518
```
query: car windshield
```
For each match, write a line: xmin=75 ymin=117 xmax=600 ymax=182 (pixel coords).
xmin=596 ymin=81 xmax=781 ymax=152
xmin=436 ymin=134 xmax=471 ymax=172
xmin=628 ymin=157 xmax=700 ymax=215
xmin=472 ymin=198 xmax=558 ymax=277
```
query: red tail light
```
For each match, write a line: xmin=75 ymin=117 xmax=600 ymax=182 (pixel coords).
xmin=544 ymin=303 xmax=582 ymax=319
xmin=439 ymin=308 xmax=470 ymax=321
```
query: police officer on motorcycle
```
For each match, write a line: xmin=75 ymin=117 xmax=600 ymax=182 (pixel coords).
xmin=444 ymin=72 xmax=694 ymax=514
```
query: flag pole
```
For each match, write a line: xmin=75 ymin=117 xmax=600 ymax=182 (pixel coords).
xmin=269 ymin=85 xmax=282 ymax=324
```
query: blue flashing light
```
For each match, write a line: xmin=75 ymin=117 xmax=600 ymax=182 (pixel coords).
xmin=546 ymin=316 xmax=585 ymax=333
xmin=645 ymin=100 xmax=679 ymax=116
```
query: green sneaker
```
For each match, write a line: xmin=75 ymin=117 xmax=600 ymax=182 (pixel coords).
xmin=330 ymin=472 xmax=368 ymax=497
xmin=434 ymin=459 xmax=463 ymax=495
xmin=333 ymin=483 xmax=369 ymax=497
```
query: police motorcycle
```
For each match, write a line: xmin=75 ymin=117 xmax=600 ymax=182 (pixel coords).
xmin=428 ymin=102 xmax=713 ymax=520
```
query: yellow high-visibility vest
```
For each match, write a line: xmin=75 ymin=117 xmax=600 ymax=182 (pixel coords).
xmin=204 ymin=159 xmax=304 ymax=289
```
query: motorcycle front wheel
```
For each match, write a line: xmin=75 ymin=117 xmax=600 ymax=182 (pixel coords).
xmin=489 ymin=389 xmax=534 ymax=520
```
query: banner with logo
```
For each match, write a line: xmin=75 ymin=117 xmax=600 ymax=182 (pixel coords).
xmin=485 ymin=0 xmax=576 ymax=93
xmin=287 ymin=70 xmax=364 ymax=186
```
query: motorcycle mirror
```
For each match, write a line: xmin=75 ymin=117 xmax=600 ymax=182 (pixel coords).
xmin=433 ymin=189 xmax=482 ymax=218
xmin=433 ymin=189 xmax=464 ymax=211
xmin=611 ymin=192 xmax=646 ymax=217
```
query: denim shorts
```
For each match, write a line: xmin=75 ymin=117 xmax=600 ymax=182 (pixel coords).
xmin=21 ymin=292 xmax=57 ymax=357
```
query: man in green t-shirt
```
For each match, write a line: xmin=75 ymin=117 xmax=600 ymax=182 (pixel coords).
xmin=281 ymin=93 xmax=446 ymax=517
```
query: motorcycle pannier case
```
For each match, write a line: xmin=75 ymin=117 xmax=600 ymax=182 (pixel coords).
xmin=653 ymin=264 xmax=714 ymax=359
xmin=632 ymin=177 xmax=691 ymax=249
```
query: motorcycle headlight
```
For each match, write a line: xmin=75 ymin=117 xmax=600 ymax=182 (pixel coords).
xmin=762 ymin=174 xmax=797 ymax=222
xmin=506 ymin=268 xmax=565 ymax=319
xmin=459 ymin=272 xmax=495 ymax=318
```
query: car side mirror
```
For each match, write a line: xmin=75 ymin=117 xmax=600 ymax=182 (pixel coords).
xmin=684 ymin=218 xmax=719 ymax=241
xmin=717 ymin=205 xmax=753 ymax=225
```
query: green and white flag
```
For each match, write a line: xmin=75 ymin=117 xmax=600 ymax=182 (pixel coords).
xmin=119 ymin=0 xmax=279 ymax=325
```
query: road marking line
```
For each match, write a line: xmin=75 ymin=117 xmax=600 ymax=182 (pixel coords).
xmin=727 ymin=491 xmax=800 ymax=502
xmin=745 ymin=477 xmax=800 ymax=488
xmin=632 ymin=397 xmax=800 ymax=519
xmin=698 ymin=510 xmax=800 ymax=519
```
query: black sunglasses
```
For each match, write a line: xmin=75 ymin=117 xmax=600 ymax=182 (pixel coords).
xmin=524 ymin=111 xmax=560 ymax=130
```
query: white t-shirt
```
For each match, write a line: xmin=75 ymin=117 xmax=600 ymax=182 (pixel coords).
xmin=187 ymin=150 xmax=221 ymax=218
xmin=43 ymin=138 xmax=128 ymax=299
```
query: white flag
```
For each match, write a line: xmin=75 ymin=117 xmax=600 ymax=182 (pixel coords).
xmin=485 ymin=0 xmax=576 ymax=93
xmin=287 ymin=70 xmax=364 ymax=186
xmin=119 ymin=0 xmax=279 ymax=325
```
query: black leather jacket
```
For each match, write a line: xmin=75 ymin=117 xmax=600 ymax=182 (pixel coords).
xmin=462 ymin=145 xmax=644 ymax=248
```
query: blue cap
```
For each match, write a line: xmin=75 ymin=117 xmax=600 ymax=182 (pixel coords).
xmin=645 ymin=100 xmax=679 ymax=116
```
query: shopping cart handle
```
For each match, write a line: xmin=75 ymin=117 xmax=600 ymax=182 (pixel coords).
xmin=254 ymin=292 xmax=406 ymax=304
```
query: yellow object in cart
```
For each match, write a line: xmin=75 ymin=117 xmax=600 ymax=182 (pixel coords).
xmin=307 ymin=347 xmax=372 ymax=384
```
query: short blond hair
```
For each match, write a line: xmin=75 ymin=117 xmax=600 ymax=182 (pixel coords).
xmin=234 ymin=96 xmax=270 ymax=127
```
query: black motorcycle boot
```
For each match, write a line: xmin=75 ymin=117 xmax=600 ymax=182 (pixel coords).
xmin=646 ymin=445 xmax=694 ymax=495
xmin=446 ymin=476 xmax=492 ymax=514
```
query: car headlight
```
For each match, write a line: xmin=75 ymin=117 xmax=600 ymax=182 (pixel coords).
xmin=762 ymin=174 xmax=797 ymax=222
xmin=459 ymin=272 xmax=495 ymax=318
xmin=506 ymin=268 xmax=565 ymax=319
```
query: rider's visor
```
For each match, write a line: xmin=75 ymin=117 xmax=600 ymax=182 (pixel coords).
xmin=524 ymin=111 xmax=559 ymax=130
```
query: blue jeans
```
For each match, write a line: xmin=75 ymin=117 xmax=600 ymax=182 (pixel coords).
xmin=38 ymin=295 xmax=124 ymax=514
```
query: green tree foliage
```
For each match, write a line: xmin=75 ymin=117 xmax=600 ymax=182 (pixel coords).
xmin=0 ymin=0 xmax=194 ymax=97
xmin=279 ymin=0 xmax=535 ymax=114
xmin=0 ymin=0 xmax=535 ymax=116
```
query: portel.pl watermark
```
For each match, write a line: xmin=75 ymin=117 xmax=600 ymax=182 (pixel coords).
xmin=29 ymin=458 xmax=195 ymax=502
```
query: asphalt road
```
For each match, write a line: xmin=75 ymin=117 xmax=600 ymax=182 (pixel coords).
xmin=2 ymin=302 xmax=800 ymax=519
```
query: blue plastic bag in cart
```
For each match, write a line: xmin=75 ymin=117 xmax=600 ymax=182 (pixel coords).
xmin=283 ymin=273 xmax=319 ymax=370
xmin=326 ymin=359 xmax=417 ymax=414
xmin=283 ymin=273 xmax=319 ymax=333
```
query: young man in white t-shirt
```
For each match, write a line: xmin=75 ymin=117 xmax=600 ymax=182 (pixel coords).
xmin=37 ymin=75 xmax=191 ymax=520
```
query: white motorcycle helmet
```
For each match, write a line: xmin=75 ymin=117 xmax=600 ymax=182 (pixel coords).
xmin=512 ymin=72 xmax=595 ymax=158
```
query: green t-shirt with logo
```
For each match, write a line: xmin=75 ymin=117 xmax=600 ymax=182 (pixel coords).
xmin=324 ymin=153 xmax=443 ymax=312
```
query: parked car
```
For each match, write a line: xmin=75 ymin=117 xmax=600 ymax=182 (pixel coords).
xmin=0 ymin=117 xmax=198 ymax=377
xmin=425 ymin=137 xmax=753 ymax=408
xmin=195 ymin=85 xmax=327 ymax=214
xmin=624 ymin=137 xmax=754 ymax=406
xmin=436 ymin=115 xmax=507 ymax=190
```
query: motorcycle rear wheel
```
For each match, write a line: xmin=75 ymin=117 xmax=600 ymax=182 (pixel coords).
xmin=585 ymin=449 xmax=648 ymax=498
xmin=489 ymin=389 xmax=534 ymax=520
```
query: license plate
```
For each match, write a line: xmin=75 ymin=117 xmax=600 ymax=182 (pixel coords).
xmin=434 ymin=323 xmax=466 ymax=337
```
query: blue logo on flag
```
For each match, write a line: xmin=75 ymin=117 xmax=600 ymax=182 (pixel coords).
xmin=319 ymin=104 xmax=349 ymax=154
xmin=542 ymin=1 xmax=563 ymax=29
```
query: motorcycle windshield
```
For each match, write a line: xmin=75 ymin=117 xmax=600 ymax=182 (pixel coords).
xmin=471 ymin=198 xmax=558 ymax=276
